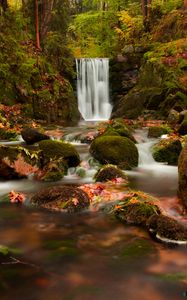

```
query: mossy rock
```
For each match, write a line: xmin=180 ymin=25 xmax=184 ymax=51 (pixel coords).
xmin=147 ymin=215 xmax=187 ymax=244
xmin=38 ymin=140 xmax=80 ymax=168
xmin=178 ymin=144 xmax=187 ymax=209
xmin=152 ymin=138 xmax=182 ymax=165
xmin=90 ymin=136 xmax=138 ymax=169
xmin=0 ymin=145 xmax=37 ymax=179
xmin=178 ymin=114 xmax=187 ymax=135
xmin=148 ymin=125 xmax=171 ymax=138
xmin=94 ymin=164 xmax=128 ymax=183
xmin=0 ymin=128 xmax=18 ymax=140
xmin=38 ymin=158 xmax=67 ymax=182
xmin=21 ymin=128 xmax=50 ymax=145
xmin=30 ymin=186 xmax=90 ymax=213
xmin=103 ymin=119 xmax=136 ymax=142
xmin=115 ymin=199 xmax=160 ymax=227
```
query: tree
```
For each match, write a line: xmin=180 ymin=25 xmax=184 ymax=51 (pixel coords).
xmin=141 ymin=0 xmax=152 ymax=30
xmin=0 ymin=0 xmax=8 ymax=11
xmin=184 ymin=0 xmax=187 ymax=8
xmin=35 ymin=0 xmax=40 ymax=49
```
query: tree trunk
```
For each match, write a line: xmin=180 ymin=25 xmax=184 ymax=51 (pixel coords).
xmin=0 ymin=0 xmax=8 ymax=11
xmin=35 ymin=0 xmax=41 ymax=49
xmin=40 ymin=0 xmax=55 ymax=42
xmin=141 ymin=0 xmax=152 ymax=31
xmin=184 ymin=0 xmax=187 ymax=9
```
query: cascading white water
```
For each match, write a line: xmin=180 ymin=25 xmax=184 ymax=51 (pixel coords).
xmin=76 ymin=58 xmax=112 ymax=120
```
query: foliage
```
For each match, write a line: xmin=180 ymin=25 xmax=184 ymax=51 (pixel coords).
xmin=151 ymin=0 xmax=183 ymax=14
xmin=68 ymin=11 xmax=118 ymax=57
xmin=115 ymin=10 xmax=143 ymax=44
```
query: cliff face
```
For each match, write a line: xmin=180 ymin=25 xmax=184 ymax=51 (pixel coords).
xmin=111 ymin=10 xmax=187 ymax=120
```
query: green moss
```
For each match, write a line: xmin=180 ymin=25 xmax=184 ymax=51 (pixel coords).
xmin=94 ymin=164 xmax=127 ymax=182
xmin=90 ymin=136 xmax=138 ymax=169
xmin=178 ymin=144 xmax=187 ymax=209
xmin=104 ymin=119 xmax=136 ymax=142
xmin=115 ymin=202 xmax=160 ymax=227
xmin=147 ymin=214 xmax=187 ymax=241
xmin=30 ymin=186 xmax=90 ymax=213
xmin=152 ymin=138 xmax=182 ymax=165
xmin=178 ymin=114 xmax=187 ymax=135
xmin=38 ymin=139 xmax=80 ymax=167
xmin=0 ymin=145 xmax=19 ymax=162
xmin=148 ymin=125 xmax=172 ymax=138
xmin=0 ymin=128 xmax=18 ymax=140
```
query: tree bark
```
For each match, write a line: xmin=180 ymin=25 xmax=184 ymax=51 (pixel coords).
xmin=40 ymin=0 xmax=55 ymax=41
xmin=141 ymin=0 xmax=152 ymax=31
xmin=0 ymin=0 xmax=8 ymax=11
xmin=35 ymin=0 xmax=41 ymax=49
xmin=184 ymin=0 xmax=187 ymax=9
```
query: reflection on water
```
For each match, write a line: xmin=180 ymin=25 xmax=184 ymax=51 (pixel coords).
xmin=0 ymin=127 xmax=187 ymax=300
xmin=0 ymin=205 xmax=186 ymax=300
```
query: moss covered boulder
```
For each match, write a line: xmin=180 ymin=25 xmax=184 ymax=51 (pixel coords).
xmin=36 ymin=158 xmax=67 ymax=182
xmin=104 ymin=119 xmax=136 ymax=142
xmin=148 ymin=125 xmax=171 ymax=138
xmin=178 ymin=112 xmax=187 ymax=135
xmin=38 ymin=140 xmax=80 ymax=168
xmin=152 ymin=137 xmax=182 ymax=165
xmin=114 ymin=191 xmax=160 ymax=227
xmin=90 ymin=136 xmax=138 ymax=169
xmin=0 ymin=128 xmax=18 ymax=141
xmin=147 ymin=215 xmax=187 ymax=245
xmin=178 ymin=143 xmax=187 ymax=209
xmin=30 ymin=186 xmax=90 ymax=213
xmin=94 ymin=164 xmax=128 ymax=182
xmin=21 ymin=128 xmax=50 ymax=145
xmin=0 ymin=145 xmax=38 ymax=179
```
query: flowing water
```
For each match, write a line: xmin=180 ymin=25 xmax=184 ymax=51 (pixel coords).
xmin=0 ymin=125 xmax=187 ymax=300
xmin=76 ymin=58 xmax=112 ymax=120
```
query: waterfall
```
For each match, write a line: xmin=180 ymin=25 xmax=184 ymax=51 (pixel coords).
xmin=76 ymin=58 xmax=112 ymax=121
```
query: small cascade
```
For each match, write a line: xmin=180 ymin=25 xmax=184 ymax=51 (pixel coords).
xmin=76 ymin=58 xmax=112 ymax=120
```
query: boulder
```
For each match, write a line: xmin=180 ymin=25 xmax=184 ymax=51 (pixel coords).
xmin=0 ymin=128 xmax=18 ymax=140
xmin=0 ymin=145 xmax=38 ymax=179
xmin=90 ymin=135 xmax=138 ymax=169
xmin=36 ymin=158 xmax=67 ymax=182
xmin=103 ymin=118 xmax=136 ymax=143
xmin=152 ymin=137 xmax=182 ymax=165
xmin=178 ymin=144 xmax=187 ymax=209
xmin=115 ymin=198 xmax=160 ymax=227
xmin=38 ymin=139 xmax=80 ymax=168
xmin=94 ymin=164 xmax=127 ymax=182
xmin=147 ymin=214 xmax=187 ymax=244
xmin=148 ymin=125 xmax=171 ymax=138
xmin=30 ymin=186 xmax=90 ymax=213
xmin=21 ymin=128 xmax=50 ymax=145
xmin=178 ymin=112 xmax=187 ymax=135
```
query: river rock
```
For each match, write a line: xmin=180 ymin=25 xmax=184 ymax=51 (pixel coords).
xmin=94 ymin=164 xmax=128 ymax=183
xmin=30 ymin=186 xmax=90 ymax=213
xmin=147 ymin=214 xmax=187 ymax=245
xmin=115 ymin=200 xmax=161 ymax=227
xmin=21 ymin=128 xmax=50 ymax=145
xmin=178 ymin=111 xmax=187 ymax=135
xmin=90 ymin=135 xmax=138 ymax=170
xmin=0 ymin=145 xmax=38 ymax=179
xmin=178 ymin=143 xmax=187 ymax=209
xmin=38 ymin=139 xmax=80 ymax=168
xmin=148 ymin=125 xmax=171 ymax=138
xmin=152 ymin=137 xmax=182 ymax=165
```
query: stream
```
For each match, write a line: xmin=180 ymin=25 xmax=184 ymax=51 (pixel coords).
xmin=0 ymin=124 xmax=186 ymax=300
